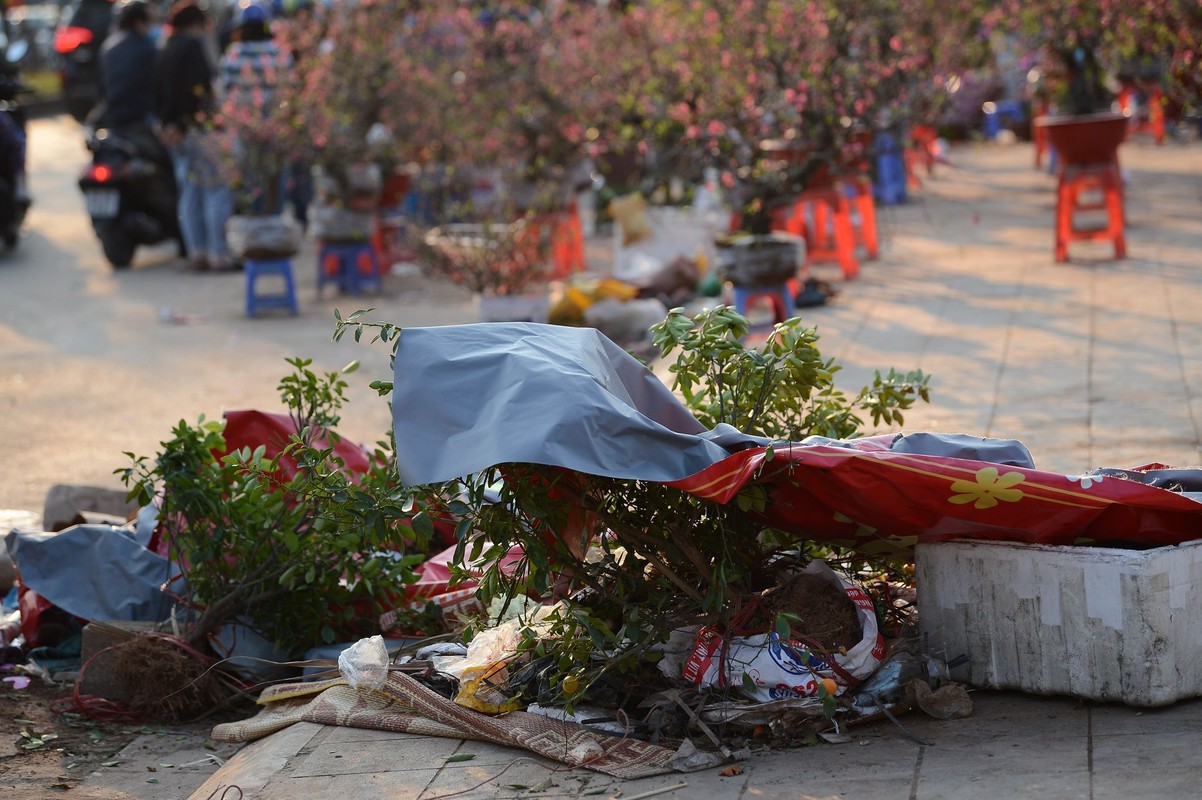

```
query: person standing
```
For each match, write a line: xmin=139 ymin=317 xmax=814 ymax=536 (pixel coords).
xmin=216 ymin=0 xmax=293 ymax=216
xmin=97 ymin=1 xmax=159 ymax=131
xmin=156 ymin=1 xmax=235 ymax=271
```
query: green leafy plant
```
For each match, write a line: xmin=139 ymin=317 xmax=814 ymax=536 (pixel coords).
xmin=651 ymin=305 xmax=930 ymax=439
xmin=117 ymin=357 xmax=439 ymax=658
xmin=333 ymin=305 xmax=931 ymax=711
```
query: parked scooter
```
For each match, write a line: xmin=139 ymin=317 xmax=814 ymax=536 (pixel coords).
xmin=78 ymin=124 xmax=185 ymax=268
xmin=0 ymin=41 xmax=32 ymax=250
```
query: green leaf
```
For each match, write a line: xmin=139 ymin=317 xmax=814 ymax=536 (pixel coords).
xmin=775 ymin=615 xmax=791 ymax=640
xmin=445 ymin=753 xmax=476 ymax=763
xmin=101 ymin=761 xmax=121 ymax=767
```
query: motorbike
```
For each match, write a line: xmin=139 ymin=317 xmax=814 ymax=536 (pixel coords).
xmin=78 ymin=124 xmax=185 ymax=268
xmin=0 ymin=41 xmax=31 ymax=250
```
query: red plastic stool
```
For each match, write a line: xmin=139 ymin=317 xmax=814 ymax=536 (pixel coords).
xmin=550 ymin=203 xmax=586 ymax=278
xmin=1054 ymin=161 xmax=1126 ymax=263
xmin=1032 ymin=102 xmax=1051 ymax=168
xmin=794 ymin=188 xmax=859 ymax=279
xmin=846 ymin=176 xmax=879 ymax=260
xmin=731 ymin=283 xmax=793 ymax=325
xmin=1119 ymin=83 xmax=1166 ymax=145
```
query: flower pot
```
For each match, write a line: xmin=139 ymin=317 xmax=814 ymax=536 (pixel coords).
xmin=226 ymin=214 xmax=303 ymax=259
xmin=716 ymin=234 xmax=803 ymax=287
xmin=1033 ymin=112 xmax=1127 ymax=165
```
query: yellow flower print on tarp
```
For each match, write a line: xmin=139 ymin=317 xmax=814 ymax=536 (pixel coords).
xmin=948 ymin=467 xmax=1026 ymax=510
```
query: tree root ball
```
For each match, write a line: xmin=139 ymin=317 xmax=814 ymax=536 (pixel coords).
xmin=111 ymin=634 xmax=229 ymax=723
xmin=762 ymin=572 xmax=863 ymax=653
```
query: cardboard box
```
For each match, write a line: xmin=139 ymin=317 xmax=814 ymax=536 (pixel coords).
xmin=916 ymin=537 xmax=1202 ymax=707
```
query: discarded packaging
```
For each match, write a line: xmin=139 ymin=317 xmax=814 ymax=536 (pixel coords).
xmin=679 ymin=561 xmax=886 ymax=702
xmin=526 ymin=703 xmax=629 ymax=735
xmin=338 ymin=635 xmax=390 ymax=691
xmin=434 ymin=604 xmax=561 ymax=714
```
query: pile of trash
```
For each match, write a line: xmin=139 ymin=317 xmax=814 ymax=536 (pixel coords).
xmin=1 ymin=476 xmax=966 ymax=777
xmin=6 ymin=321 xmax=1202 ymax=777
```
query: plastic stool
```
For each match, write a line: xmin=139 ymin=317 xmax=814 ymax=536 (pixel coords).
xmin=245 ymin=257 xmax=298 ymax=317
xmin=872 ymin=132 xmax=907 ymax=206
xmin=1054 ymin=160 xmax=1126 ymax=263
xmin=550 ymin=204 xmax=586 ymax=278
xmin=982 ymin=100 xmax=1026 ymax=140
xmin=1118 ymin=84 xmax=1166 ymax=145
xmin=795 ymin=188 xmax=859 ymax=279
xmin=845 ymin=177 xmax=879 ymax=260
xmin=317 ymin=241 xmax=381 ymax=295
xmin=874 ymin=150 xmax=908 ymax=205
xmin=731 ymin=283 xmax=793 ymax=325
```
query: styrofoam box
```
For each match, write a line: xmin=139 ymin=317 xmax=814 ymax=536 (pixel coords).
xmin=916 ymin=537 xmax=1202 ymax=707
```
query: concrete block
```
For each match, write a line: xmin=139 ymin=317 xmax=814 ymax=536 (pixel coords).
xmin=42 ymin=484 xmax=138 ymax=532
xmin=916 ymin=537 xmax=1202 ymax=707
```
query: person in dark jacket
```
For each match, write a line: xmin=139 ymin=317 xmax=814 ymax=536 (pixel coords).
xmin=156 ymin=1 xmax=234 ymax=271
xmin=97 ymin=0 xmax=160 ymax=150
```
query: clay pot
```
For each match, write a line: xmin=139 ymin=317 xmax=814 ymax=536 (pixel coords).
xmin=1033 ymin=112 xmax=1127 ymax=165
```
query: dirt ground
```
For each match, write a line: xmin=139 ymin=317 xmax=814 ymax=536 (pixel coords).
xmin=0 ymin=675 xmax=244 ymax=799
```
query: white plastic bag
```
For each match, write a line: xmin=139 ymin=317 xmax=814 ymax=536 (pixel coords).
xmin=582 ymin=297 xmax=668 ymax=345
xmin=611 ymin=205 xmax=730 ymax=285
xmin=678 ymin=561 xmax=886 ymax=702
xmin=338 ymin=634 xmax=390 ymax=692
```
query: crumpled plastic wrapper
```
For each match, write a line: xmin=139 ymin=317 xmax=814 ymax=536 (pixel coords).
xmin=338 ymin=635 xmax=390 ymax=692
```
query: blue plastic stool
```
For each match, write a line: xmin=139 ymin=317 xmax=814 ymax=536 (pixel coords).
xmin=731 ymin=283 xmax=793 ymax=325
xmin=317 ymin=241 xmax=382 ymax=295
xmin=245 ymin=257 xmax=299 ymax=317
xmin=873 ymin=133 xmax=907 ymax=206
xmin=982 ymin=100 xmax=1027 ymax=140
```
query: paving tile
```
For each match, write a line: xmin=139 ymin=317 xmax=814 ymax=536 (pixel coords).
xmin=416 ymin=757 xmax=599 ymax=800
xmin=1091 ymin=696 xmax=1202 ymax=735
xmin=1091 ymin=729 xmax=1202 ymax=763
xmin=915 ymin=768 xmax=1090 ymax=800
xmin=1092 ymin=766 xmax=1202 ymax=800
xmin=290 ymin=732 xmax=463 ymax=777
xmin=741 ymin=777 xmax=913 ymax=800
xmin=320 ymin=725 xmax=448 ymax=745
xmin=252 ymin=769 xmax=442 ymax=799
xmin=610 ymin=771 xmax=741 ymax=800
xmin=430 ymin=739 xmax=566 ymax=768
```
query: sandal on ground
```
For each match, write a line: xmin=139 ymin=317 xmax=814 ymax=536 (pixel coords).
xmin=185 ymin=253 xmax=211 ymax=272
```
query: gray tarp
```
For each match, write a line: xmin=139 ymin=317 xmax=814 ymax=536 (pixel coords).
xmin=391 ymin=322 xmax=769 ymax=485
xmin=5 ymin=524 xmax=178 ymax=623
xmin=391 ymin=322 xmax=1034 ymax=486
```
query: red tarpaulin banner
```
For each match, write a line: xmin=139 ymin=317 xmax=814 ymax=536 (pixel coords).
xmin=668 ymin=437 xmax=1202 ymax=558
